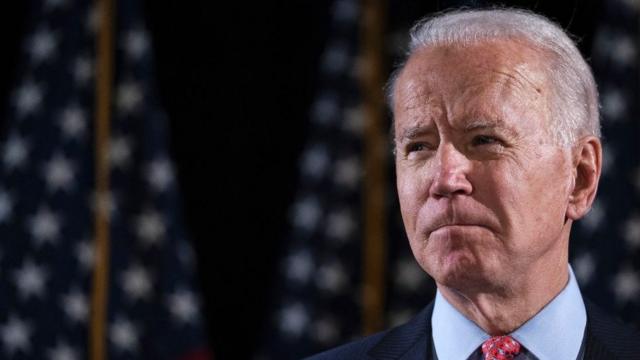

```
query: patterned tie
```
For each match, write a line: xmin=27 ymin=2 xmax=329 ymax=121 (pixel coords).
xmin=481 ymin=336 xmax=521 ymax=360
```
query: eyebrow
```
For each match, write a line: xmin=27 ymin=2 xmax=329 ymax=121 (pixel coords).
xmin=398 ymin=118 xmax=519 ymax=141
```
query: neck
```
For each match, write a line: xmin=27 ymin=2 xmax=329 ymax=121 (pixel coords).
xmin=438 ymin=255 xmax=569 ymax=335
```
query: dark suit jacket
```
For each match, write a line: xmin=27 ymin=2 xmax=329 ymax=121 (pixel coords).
xmin=306 ymin=300 xmax=640 ymax=360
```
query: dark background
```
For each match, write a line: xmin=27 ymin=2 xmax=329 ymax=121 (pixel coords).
xmin=0 ymin=1 xmax=603 ymax=359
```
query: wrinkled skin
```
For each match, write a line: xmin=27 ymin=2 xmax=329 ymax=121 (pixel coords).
xmin=393 ymin=39 xmax=601 ymax=333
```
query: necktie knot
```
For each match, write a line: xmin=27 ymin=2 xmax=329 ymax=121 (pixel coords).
xmin=481 ymin=335 xmax=521 ymax=360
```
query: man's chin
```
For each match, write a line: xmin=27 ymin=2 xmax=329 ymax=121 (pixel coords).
xmin=427 ymin=257 xmax=494 ymax=293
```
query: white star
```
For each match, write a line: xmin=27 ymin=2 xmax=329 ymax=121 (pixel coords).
xmin=325 ymin=208 xmax=356 ymax=242
xmin=134 ymin=209 xmax=166 ymax=246
xmin=109 ymin=317 xmax=139 ymax=353
xmin=123 ymin=28 xmax=150 ymax=60
xmin=0 ymin=190 xmax=14 ymax=223
xmin=343 ymin=106 xmax=364 ymax=134
xmin=60 ymin=289 xmax=89 ymax=323
xmin=279 ymin=303 xmax=309 ymax=338
xmin=611 ymin=34 xmax=637 ymax=66
xmin=580 ymin=200 xmax=605 ymax=232
xmin=321 ymin=40 xmax=349 ymax=73
xmin=622 ymin=214 xmax=640 ymax=249
xmin=27 ymin=28 xmax=58 ymax=63
xmin=601 ymin=89 xmax=626 ymax=121
xmin=110 ymin=136 xmax=133 ymax=169
xmin=13 ymin=81 xmax=43 ymax=117
xmin=75 ymin=240 xmax=94 ymax=272
xmin=316 ymin=261 xmax=348 ymax=293
xmin=47 ymin=340 xmax=79 ymax=360
xmin=311 ymin=316 xmax=339 ymax=344
xmin=121 ymin=264 xmax=153 ymax=301
xmin=28 ymin=207 xmax=62 ymax=246
xmin=612 ymin=268 xmax=640 ymax=304
xmin=3 ymin=135 xmax=30 ymax=170
xmin=166 ymin=290 xmax=199 ymax=324
xmin=333 ymin=0 xmax=358 ymax=22
xmin=290 ymin=197 xmax=322 ymax=231
xmin=284 ymin=250 xmax=314 ymax=283
xmin=13 ymin=259 xmax=47 ymax=299
xmin=116 ymin=82 xmax=143 ymax=114
xmin=311 ymin=94 xmax=338 ymax=124
xmin=73 ymin=56 xmax=93 ymax=86
xmin=301 ymin=145 xmax=330 ymax=179
xmin=600 ymin=144 xmax=615 ymax=176
xmin=572 ymin=252 xmax=596 ymax=285
xmin=58 ymin=105 xmax=87 ymax=140
xmin=44 ymin=153 xmax=75 ymax=192
xmin=394 ymin=258 xmax=426 ymax=292
xmin=333 ymin=156 xmax=360 ymax=188
xmin=1 ymin=316 xmax=32 ymax=355
xmin=146 ymin=157 xmax=175 ymax=192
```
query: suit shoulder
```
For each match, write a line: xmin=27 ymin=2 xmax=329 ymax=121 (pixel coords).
xmin=585 ymin=300 xmax=640 ymax=358
xmin=303 ymin=331 xmax=388 ymax=360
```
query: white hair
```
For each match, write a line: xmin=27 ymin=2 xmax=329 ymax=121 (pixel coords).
xmin=387 ymin=8 xmax=601 ymax=145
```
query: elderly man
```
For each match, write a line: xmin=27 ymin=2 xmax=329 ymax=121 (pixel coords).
xmin=308 ymin=8 xmax=640 ymax=360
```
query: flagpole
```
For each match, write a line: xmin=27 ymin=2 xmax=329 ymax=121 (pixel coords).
xmin=360 ymin=0 xmax=387 ymax=335
xmin=90 ymin=0 xmax=114 ymax=358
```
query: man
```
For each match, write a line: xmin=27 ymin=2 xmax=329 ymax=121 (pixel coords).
xmin=308 ymin=8 xmax=640 ymax=360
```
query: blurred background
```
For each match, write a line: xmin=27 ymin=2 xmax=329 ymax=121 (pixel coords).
xmin=0 ymin=0 xmax=637 ymax=359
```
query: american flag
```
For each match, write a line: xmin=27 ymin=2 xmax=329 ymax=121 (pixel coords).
xmin=0 ymin=0 xmax=210 ymax=359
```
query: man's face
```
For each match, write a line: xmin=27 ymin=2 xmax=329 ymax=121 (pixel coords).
xmin=393 ymin=40 xmax=576 ymax=293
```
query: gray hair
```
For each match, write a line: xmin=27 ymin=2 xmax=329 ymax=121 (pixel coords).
xmin=387 ymin=8 xmax=601 ymax=145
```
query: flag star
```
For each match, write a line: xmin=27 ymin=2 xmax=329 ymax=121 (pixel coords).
xmin=279 ymin=303 xmax=309 ymax=338
xmin=291 ymin=197 xmax=322 ymax=231
xmin=58 ymin=105 xmax=87 ymax=140
xmin=601 ymin=89 xmax=626 ymax=121
xmin=612 ymin=268 xmax=640 ymax=304
xmin=3 ymin=135 xmax=31 ymax=171
xmin=316 ymin=261 xmax=348 ymax=293
xmin=395 ymin=258 xmax=427 ymax=292
xmin=27 ymin=28 xmax=58 ymax=63
xmin=146 ymin=157 xmax=175 ymax=192
xmin=326 ymin=208 xmax=356 ymax=242
xmin=44 ymin=153 xmax=75 ymax=192
xmin=75 ymin=240 xmax=94 ymax=272
xmin=90 ymin=190 xmax=117 ymax=218
xmin=123 ymin=28 xmax=150 ymax=60
xmin=333 ymin=0 xmax=358 ymax=22
xmin=622 ymin=214 xmax=640 ymax=249
xmin=3 ymin=134 xmax=30 ymax=170
xmin=1 ymin=316 xmax=32 ymax=355
xmin=13 ymin=259 xmax=48 ymax=299
xmin=0 ymin=190 xmax=14 ymax=223
xmin=48 ymin=341 xmax=79 ymax=360
xmin=580 ymin=200 xmax=605 ymax=232
xmin=284 ymin=250 xmax=314 ymax=283
xmin=600 ymin=144 xmax=615 ymax=176
xmin=28 ymin=206 xmax=62 ymax=246
xmin=110 ymin=136 xmax=133 ymax=169
xmin=333 ymin=156 xmax=360 ymax=188
xmin=116 ymin=82 xmax=143 ymax=114
xmin=109 ymin=317 xmax=139 ymax=353
xmin=13 ymin=81 xmax=43 ymax=117
xmin=73 ymin=56 xmax=93 ymax=86
xmin=301 ymin=145 xmax=330 ymax=179
xmin=134 ymin=209 xmax=166 ymax=246
xmin=311 ymin=316 xmax=340 ymax=344
xmin=311 ymin=93 xmax=339 ymax=125
xmin=572 ymin=252 xmax=596 ymax=285
xmin=611 ymin=34 xmax=637 ymax=66
xmin=121 ymin=264 xmax=153 ymax=301
xmin=60 ymin=289 xmax=89 ymax=323
xmin=343 ymin=106 xmax=364 ymax=134
xmin=321 ymin=40 xmax=349 ymax=73
xmin=166 ymin=290 xmax=199 ymax=324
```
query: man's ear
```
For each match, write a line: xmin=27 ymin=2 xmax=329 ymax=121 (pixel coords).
xmin=566 ymin=136 xmax=602 ymax=220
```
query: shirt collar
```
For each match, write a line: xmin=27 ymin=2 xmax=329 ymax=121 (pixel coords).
xmin=431 ymin=266 xmax=586 ymax=360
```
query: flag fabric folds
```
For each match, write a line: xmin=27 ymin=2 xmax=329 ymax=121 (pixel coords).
xmin=0 ymin=0 xmax=210 ymax=359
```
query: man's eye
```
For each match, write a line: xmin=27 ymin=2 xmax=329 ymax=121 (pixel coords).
xmin=472 ymin=135 xmax=500 ymax=146
xmin=407 ymin=143 xmax=427 ymax=153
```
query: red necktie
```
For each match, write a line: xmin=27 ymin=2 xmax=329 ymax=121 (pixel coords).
xmin=481 ymin=335 xmax=521 ymax=360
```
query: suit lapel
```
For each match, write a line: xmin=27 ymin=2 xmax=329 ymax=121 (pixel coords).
xmin=367 ymin=302 xmax=434 ymax=360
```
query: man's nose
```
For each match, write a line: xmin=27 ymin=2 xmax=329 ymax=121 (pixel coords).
xmin=429 ymin=143 xmax=473 ymax=198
